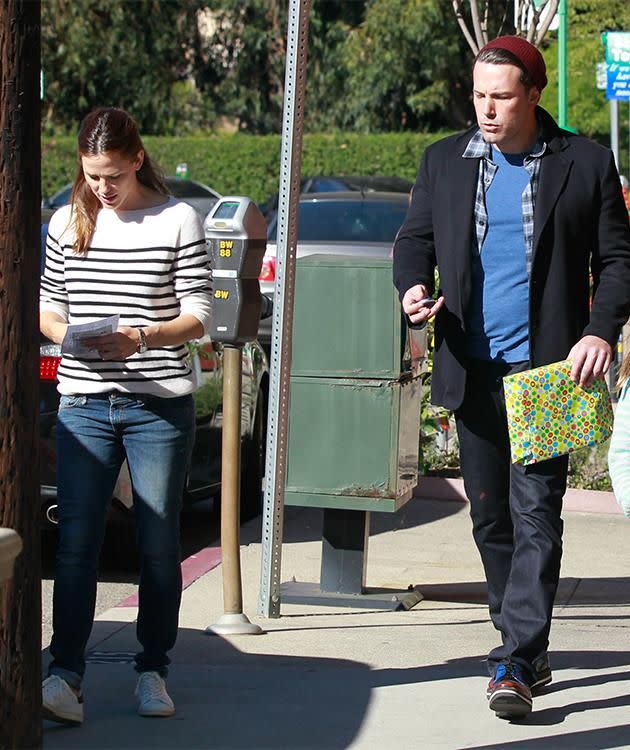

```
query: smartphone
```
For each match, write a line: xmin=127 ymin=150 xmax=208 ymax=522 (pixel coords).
xmin=419 ymin=298 xmax=436 ymax=308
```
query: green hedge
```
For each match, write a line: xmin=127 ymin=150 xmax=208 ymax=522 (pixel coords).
xmin=42 ymin=131 xmax=452 ymax=204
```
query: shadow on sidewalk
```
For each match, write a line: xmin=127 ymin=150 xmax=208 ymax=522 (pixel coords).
xmin=42 ymin=623 xmax=372 ymax=749
xmin=465 ymin=724 xmax=630 ymax=750
xmin=415 ymin=575 xmax=630 ymax=609
xmin=43 ymin=627 xmax=630 ymax=750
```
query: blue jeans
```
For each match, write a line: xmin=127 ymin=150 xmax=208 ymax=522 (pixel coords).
xmin=48 ymin=392 xmax=195 ymax=689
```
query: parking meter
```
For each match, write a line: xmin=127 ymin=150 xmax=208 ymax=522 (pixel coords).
xmin=204 ymin=196 xmax=267 ymax=344
xmin=203 ymin=197 xmax=267 ymax=636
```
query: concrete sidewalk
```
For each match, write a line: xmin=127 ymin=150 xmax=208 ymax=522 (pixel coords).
xmin=43 ymin=498 xmax=630 ymax=749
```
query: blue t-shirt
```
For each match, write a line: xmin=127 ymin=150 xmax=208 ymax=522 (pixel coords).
xmin=466 ymin=148 xmax=530 ymax=362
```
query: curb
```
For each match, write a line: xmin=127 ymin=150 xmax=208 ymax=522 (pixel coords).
xmin=414 ymin=475 xmax=623 ymax=515
xmin=117 ymin=545 xmax=222 ymax=607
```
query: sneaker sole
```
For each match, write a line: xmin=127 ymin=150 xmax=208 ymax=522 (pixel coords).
xmin=42 ymin=705 xmax=83 ymax=726
xmin=488 ymin=689 xmax=532 ymax=720
xmin=138 ymin=707 xmax=175 ymax=718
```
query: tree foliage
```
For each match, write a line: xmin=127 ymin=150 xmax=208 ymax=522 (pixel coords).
xmin=341 ymin=0 xmax=471 ymax=132
xmin=193 ymin=0 xmax=287 ymax=134
xmin=42 ymin=0 xmax=206 ymax=135
xmin=40 ymin=0 xmax=629 ymax=146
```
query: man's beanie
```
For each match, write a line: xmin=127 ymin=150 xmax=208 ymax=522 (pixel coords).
xmin=479 ymin=35 xmax=548 ymax=91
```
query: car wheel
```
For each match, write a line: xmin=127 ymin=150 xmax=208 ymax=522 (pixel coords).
xmin=241 ymin=392 xmax=266 ymax=521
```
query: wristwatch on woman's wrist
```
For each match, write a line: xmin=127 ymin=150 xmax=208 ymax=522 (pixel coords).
xmin=136 ymin=328 xmax=148 ymax=354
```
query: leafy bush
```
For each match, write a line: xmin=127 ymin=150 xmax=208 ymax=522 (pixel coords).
xmin=41 ymin=131 xmax=451 ymax=203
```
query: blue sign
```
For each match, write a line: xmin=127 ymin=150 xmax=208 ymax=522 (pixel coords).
xmin=604 ymin=32 xmax=630 ymax=101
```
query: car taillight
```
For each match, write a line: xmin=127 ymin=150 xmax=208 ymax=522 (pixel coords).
xmin=40 ymin=355 xmax=61 ymax=381
xmin=258 ymin=255 xmax=276 ymax=282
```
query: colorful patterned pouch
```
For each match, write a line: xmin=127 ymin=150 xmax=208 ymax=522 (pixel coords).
xmin=503 ymin=359 xmax=613 ymax=465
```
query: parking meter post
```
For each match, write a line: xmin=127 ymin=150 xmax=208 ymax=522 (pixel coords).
xmin=204 ymin=196 xmax=267 ymax=636
xmin=220 ymin=345 xmax=243 ymax=615
xmin=206 ymin=345 xmax=263 ymax=636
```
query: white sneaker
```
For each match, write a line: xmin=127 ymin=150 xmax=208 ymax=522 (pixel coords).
xmin=135 ymin=671 xmax=175 ymax=717
xmin=42 ymin=675 xmax=84 ymax=725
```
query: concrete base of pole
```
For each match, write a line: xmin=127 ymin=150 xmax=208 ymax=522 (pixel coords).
xmin=205 ymin=613 xmax=265 ymax=636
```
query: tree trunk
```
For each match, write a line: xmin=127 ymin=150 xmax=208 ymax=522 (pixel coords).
xmin=0 ymin=1 xmax=42 ymax=748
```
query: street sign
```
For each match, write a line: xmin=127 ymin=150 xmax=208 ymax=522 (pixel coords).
xmin=604 ymin=32 xmax=630 ymax=101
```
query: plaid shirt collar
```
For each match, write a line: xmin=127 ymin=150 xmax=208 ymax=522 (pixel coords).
xmin=462 ymin=121 xmax=547 ymax=277
xmin=462 ymin=127 xmax=546 ymax=161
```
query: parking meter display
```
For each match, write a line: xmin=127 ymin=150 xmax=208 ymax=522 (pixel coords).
xmin=212 ymin=201 xmax=240 ymax=220
xmin=205 ymin=197 xmax=267 ymax=344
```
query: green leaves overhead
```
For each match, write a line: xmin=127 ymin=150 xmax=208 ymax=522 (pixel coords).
xmin=41 ymin=0 xmax=206 ymax=135
xmin=41 ymin=0 xmax=630 ymax=148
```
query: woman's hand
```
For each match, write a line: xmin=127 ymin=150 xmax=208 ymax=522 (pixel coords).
xmin=85 ymin=326 xmax=141 ymax=360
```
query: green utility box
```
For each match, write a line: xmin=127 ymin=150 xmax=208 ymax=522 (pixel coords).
xmin=286 ymin=376 xmax=421 ymax=511
xmin=285 ymin=255 xmax=426 ymax=513
xmin=289 ymin=256 xmax=417 ymax=379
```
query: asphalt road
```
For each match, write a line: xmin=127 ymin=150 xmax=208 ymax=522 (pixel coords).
xmin=41 ymin=497 xmax=221 ymax=649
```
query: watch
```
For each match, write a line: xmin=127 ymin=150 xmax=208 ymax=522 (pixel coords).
xmin=136 ymin=328 xmax=148 ymax=354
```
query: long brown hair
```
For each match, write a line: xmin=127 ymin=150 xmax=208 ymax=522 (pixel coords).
xmin=70 ymin=107 xmax=167 ymax=255
xmin=617 ymin=352 xmax=630 ymax=391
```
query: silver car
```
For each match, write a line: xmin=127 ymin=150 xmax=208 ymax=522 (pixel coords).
xmin=257 ymin=191 xmax=411 ymax=347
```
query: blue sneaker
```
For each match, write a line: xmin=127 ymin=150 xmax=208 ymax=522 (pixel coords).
xmin=487 ymin=662 xmax=532 ymax=719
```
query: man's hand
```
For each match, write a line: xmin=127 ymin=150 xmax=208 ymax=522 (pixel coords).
xmin=567 ymin=335 xmax=613 ymax=387
xmin=401 ymin=284 xmax=445 ymax=326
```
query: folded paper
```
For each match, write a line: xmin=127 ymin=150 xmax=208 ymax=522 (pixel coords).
xmin=503 ymin=359 xmax=613 ymax=465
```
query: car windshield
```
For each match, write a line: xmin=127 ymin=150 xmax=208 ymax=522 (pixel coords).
xmin=268 ymin=199 xmax=408 ymax=243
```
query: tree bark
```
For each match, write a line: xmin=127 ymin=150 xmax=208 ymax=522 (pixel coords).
xmin=0 ymin=1 xmax=42 ymax=748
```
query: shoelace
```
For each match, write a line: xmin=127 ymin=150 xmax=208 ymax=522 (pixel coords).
xmin=139 ymin=675 xmax=168 ymax=702
xmin=44 ymin=676 xmax=80 ymax=702
xmin=497 ymin=661 xmax=525 ymax=684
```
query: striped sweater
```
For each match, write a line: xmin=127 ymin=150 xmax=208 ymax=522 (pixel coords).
xmin=40 ymin=197 xmax=212 ymax=398
xmin=608 ymin=379 xmax=630 ymax=517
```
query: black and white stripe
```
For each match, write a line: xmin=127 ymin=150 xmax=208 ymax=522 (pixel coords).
xmin=40 ymin=197 xmax=213 ymax=397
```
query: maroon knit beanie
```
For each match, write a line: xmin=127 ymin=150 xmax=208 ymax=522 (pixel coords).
xmin=478 ymin=35 xmax=548 ymax=91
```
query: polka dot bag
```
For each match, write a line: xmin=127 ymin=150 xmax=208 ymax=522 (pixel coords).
xmin=503 ymin=359 xmax=613 ymax=465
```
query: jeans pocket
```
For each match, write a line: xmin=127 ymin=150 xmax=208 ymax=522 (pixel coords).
xmin=59 ymin=394 xmax=88 ymax=410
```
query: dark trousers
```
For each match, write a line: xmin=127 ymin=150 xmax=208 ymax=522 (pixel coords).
xmin=454 ymin=359 xmax=569 ymax=678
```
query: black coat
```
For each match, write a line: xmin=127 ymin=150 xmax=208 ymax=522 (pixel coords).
xmin=393 ymin=108 xmax=630 ymax=411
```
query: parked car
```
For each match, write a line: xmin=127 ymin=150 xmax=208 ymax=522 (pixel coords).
xmin=258 ymin=174 xmax=414 ymax=223
xmin=40 ymin=337 xmax=269 ymax=536
xmin=256 ymin=191 xmax=411 ymax=346
xmin=41 ymin=177 xmax=221 ymax=225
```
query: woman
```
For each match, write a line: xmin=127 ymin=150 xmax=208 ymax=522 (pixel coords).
xmin=40 ymin=107 xmax=212 ymax=724
xmin=609 ymin=352 xmax=630 ymax=517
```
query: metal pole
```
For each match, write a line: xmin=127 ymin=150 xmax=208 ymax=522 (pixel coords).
xmin=611 ymin=98 xmax=620 ymax=169
xmin=557 ymin=0 xmax=567 ymax=128
xmin=206 ymin=345 xmax=263 ymax=635
xmin=258 ymin=0 xmax=311 ymax=619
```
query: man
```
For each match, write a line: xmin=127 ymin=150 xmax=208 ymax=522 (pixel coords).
xmin=393 ymin=36 xmax=630 ymax=720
